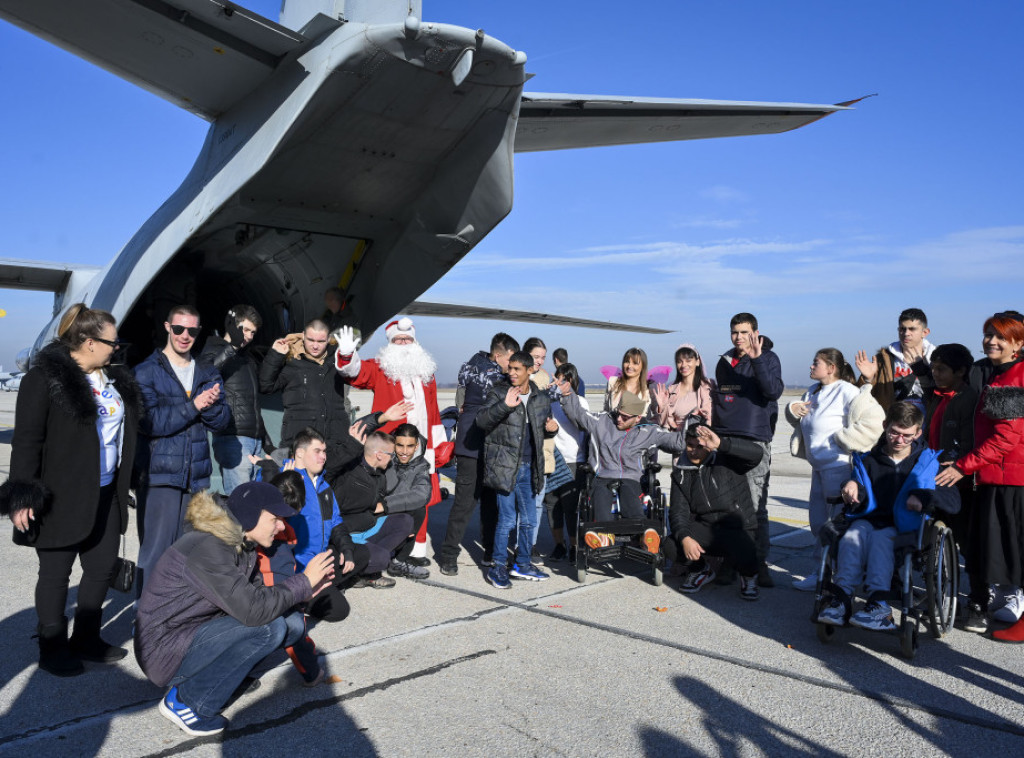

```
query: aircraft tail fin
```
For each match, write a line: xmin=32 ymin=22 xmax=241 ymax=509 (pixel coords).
xmin=280 ymin=0 xmax=421 ymax=30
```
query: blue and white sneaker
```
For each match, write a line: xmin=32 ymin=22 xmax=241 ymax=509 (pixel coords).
xmin=509 ymin=563 xmax=549 ymax=581
xmin=487 ymin=565 xmax=511 ymax=589
xmin=159 ymin=686 xmax=227 ymax=736
xmin=817 ymin=598 xmax=846 ymax=626
xmin=849 ymin=600 xmax=896 ymax=632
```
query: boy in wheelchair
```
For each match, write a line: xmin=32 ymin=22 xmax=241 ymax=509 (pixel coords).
xmin=554 ymin=377 xmax=685 ymax=549
xmin=817 ymin=402 xmax=960 ymax=631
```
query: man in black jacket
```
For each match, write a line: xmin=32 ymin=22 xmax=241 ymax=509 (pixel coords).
xmin=712 ymin=312 xmax=784 ymax=586
xmin=331 ymin=431 xmax=414 ymax=589
xmin=200 ymin=305 xmax=268 ymax=493
xmin=438 ymin=332 xmax=519 ymax=575
xmin=475 ymin=351 xmax=557 ymax=588
xmin=259 ymin=319 xmax=351 ymax=458
xmin=668 ymin=421 xmax=764 ymax=600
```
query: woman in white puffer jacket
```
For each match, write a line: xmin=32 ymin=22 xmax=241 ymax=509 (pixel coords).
xmin=786 ymin=348 xmax=884 ymax=590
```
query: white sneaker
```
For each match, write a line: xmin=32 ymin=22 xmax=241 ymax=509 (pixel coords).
xmin=792 ymin=574 xmax=818 ymax=592
xmin=991 ymin=588 xmax=1024 ymax=623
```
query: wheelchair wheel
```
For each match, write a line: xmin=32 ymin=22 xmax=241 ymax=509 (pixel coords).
xmin=575 ymin=549 xmax=588 ymax=584
xmin=900 ymin=615 xmax=918 ymax=660
xmin=651 ymin=564 xmax=663 ymax=587
xmin=925 ymin=522 xmax=959 ymax=638
xmin=816 ymin=623 xmax=837 ymax=643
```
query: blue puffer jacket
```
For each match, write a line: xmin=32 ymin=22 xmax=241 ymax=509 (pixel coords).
xmin=134 ymin=350 xmax=229 ymax=491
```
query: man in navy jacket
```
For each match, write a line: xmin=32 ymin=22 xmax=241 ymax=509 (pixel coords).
xmin=134 ymin=305 xmax=229 ymax=586
xmin=712 ymin=312 xmax=784 ymax=586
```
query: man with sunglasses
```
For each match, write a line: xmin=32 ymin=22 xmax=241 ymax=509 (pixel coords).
xmin=134 ymin=305 xmax=230 ymax=587
xmin=555 ymin=378 xmax=686 ymax=541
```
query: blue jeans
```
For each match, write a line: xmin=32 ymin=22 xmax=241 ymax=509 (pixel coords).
xmin=494 ymin=462 xmax=537 ymax=569
xmin=171 ymin=610 xmax=304 ymax=718
xmin=530 ymin=491 xmax=545 ymax=550
xmin=212 ymin=435 xmax=263 ymax=494
xmin=834 ymin=520 xmax=898 ymax=598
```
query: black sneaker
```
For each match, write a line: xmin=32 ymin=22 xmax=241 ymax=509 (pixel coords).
xmin=960 ymin=603 xmax=989 ymax=634
xmin=439 ymin=561 xmax=458 ymax=576
xmin=406 ymin=556 xmax=431 ymax=567
xmin=479 ymin=552 xmax=496 ymax=568
xmin=548 ymin=544 xmax=568 ymax=562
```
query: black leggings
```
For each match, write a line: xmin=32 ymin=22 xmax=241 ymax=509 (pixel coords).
xmin=35 ymin=485 xmax=121 ymax=628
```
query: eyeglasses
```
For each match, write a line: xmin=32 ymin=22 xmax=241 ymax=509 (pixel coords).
xmin=92 ymin=337 xmax=127 ymax=349
xmin=170 ymin=324 xmax=200 ymax=337
xmin=886 ymin=430 xmax=917 ymax=441
xmin=615 ymin=412 xmax=640 ymax=422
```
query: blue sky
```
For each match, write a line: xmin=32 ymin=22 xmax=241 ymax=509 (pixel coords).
xmin=2 ymin=1 xmax=1022 ymax=386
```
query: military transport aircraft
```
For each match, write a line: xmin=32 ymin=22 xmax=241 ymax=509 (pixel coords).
xmin=0 ymin=0 xmax=852 ymax=369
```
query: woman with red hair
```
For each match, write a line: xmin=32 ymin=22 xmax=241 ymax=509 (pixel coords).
xmin=937 ymin=311 xmax=1024 ymax=640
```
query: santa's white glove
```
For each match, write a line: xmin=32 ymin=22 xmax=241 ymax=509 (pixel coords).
xmin=332 ymin=326 xmax=360 ymax=356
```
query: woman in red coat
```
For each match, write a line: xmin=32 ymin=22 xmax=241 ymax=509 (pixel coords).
xmin=937 ymin=312 xmax=1024 ymax=640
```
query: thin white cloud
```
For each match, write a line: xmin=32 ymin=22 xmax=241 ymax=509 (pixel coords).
xmin=699 ymin=185 xmax=748 ymax=204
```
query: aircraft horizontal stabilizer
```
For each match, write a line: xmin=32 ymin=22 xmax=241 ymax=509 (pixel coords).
xmin=515 ymin=93 xmax=849 ymax=152
xmin=0 ymin=258 xmax=101 ymax=293
xmin=0 ymin=0 xmax=306 ymax=119
xmin=403 ymin=301 xmax=671 ymax=334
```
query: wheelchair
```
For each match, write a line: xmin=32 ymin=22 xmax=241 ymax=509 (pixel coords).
xmin=811 ymin=496 xmax=959 ymax=660
xmin=574 ymin=447 xmax=668 ymax=586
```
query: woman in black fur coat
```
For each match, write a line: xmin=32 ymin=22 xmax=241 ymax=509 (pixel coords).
xmin=0 ymin=304 xmax=142 ymax=676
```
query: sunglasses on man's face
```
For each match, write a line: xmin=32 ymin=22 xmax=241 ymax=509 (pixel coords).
xmin=169 ymin=324 xmax=200 ymax=337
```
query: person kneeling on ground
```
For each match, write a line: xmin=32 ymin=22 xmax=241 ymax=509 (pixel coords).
xmin=330 ymin=430 xmax=416 ymax=587
xmin=383 ymin=423 xmax=435 ymax=580
xmin=817 ymin=402 xmax=960 ymax=631
xmin=666 ymin=420 xmax=764 ymax=600
xmin=134 ymin=482 xmax=335 ymax=736
xmin=555 ymin=376 xmax=685 ymax=551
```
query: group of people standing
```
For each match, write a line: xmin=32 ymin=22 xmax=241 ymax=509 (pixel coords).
xmin=3 ymin=300 xmax=1024 ymax=736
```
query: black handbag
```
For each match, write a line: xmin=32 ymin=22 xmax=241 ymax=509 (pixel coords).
xmin=109 ymin=535 xmax=136 ymax=593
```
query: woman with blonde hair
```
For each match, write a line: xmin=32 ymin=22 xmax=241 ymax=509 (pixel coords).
xmin=1 ymin=304 xmax=142 ymax=676
xmin=604 ymin=347 xmax=653 ymax=416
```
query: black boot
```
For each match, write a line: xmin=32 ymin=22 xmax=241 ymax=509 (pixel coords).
xmin=36 ymin=619 xmax=85 ymax=677
xmin=69 ymin=609 xmax=128 ymax=663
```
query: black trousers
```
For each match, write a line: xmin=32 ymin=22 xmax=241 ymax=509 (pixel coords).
xmin=395 ymin=506 xmax=427 ymax=561
xmin=308 ymin=543 xmax=371 ymax=622
xmin=672 ymin=519 xmax=757 ymax=578
xmin=591 ymin=478 xmax=643 ymax=521
xmin=440 ymin=455 xmax=497 ymax=561
xmin=35 ymin=484 xmax=121 ymax=628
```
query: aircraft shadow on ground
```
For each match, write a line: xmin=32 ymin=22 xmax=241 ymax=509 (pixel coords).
xmin=674 ymin=578 xmax=1024 ymax=753
xmin=640 ymin=674 xmax=848 ymax=757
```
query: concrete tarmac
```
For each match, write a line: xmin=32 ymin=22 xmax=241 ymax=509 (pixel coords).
xmin=0 ymin=389 xmax=1022 ymax=757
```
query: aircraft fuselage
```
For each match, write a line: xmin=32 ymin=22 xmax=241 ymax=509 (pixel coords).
xmin=35 ymin=19 xmax=527 ymax=355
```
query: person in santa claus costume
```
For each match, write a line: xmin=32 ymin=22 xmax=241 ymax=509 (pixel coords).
xmin=333 ymin=319 xmax=452 ymax=566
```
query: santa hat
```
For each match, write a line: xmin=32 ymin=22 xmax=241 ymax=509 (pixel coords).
xmin=385 ymin=317 xmax=416 ymax=343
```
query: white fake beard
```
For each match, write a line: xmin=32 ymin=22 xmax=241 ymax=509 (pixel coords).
xmin=378 ymin=342 xmax=437 ymax=384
